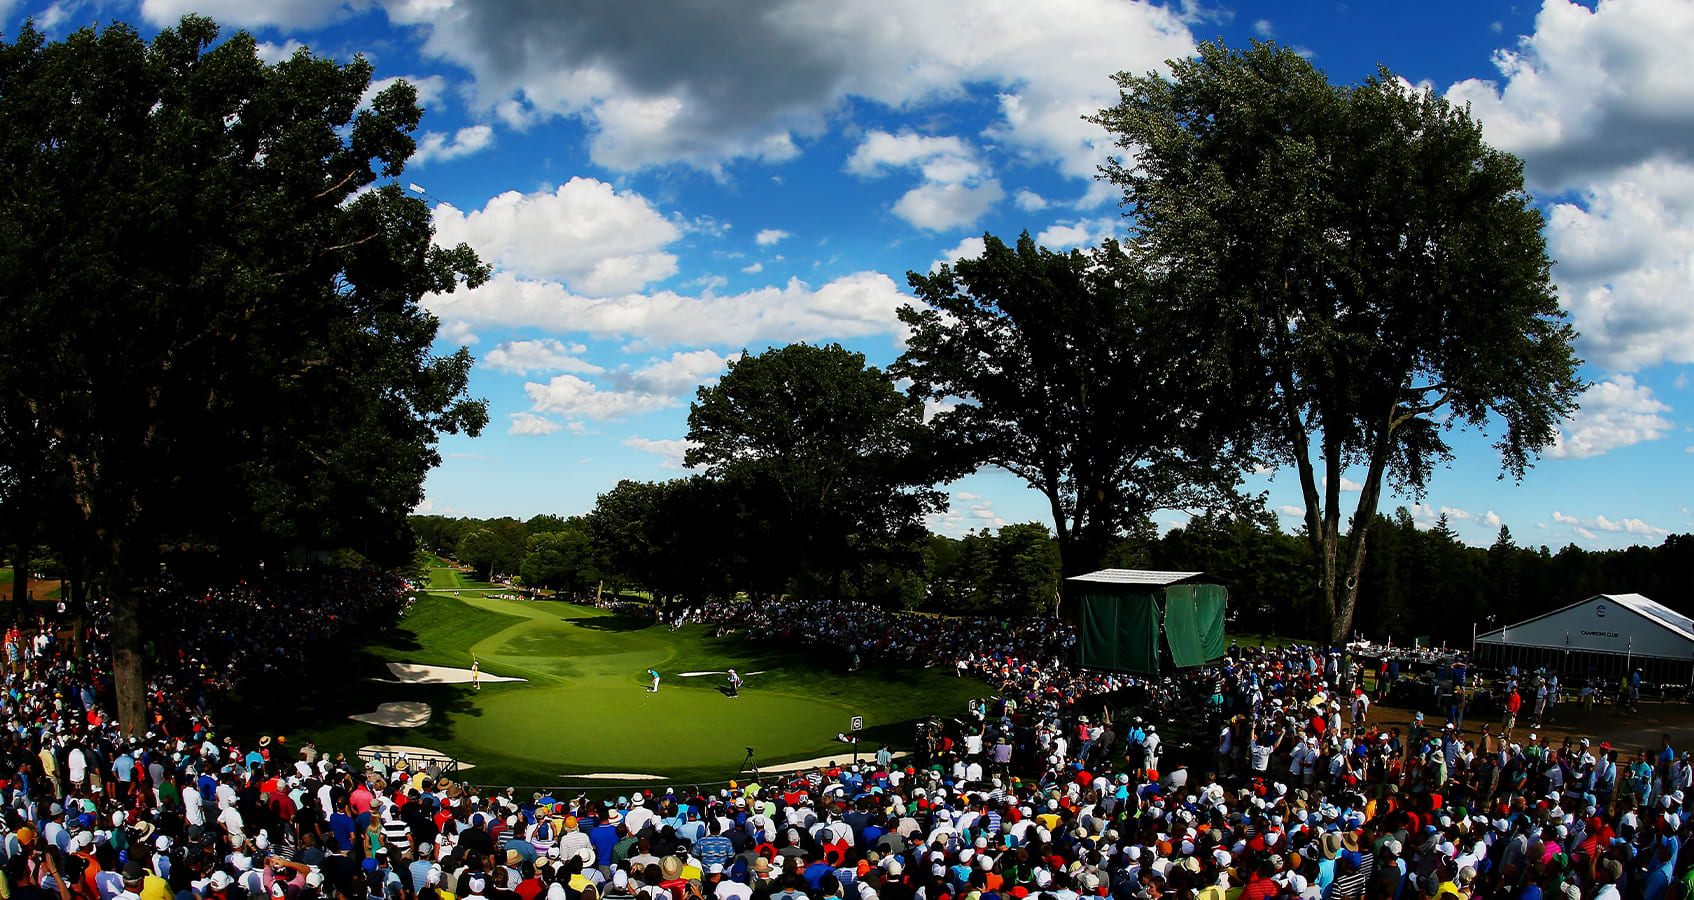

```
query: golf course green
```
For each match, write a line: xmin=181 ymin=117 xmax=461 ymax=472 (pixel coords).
xmin=243 ymin=566 xmax=988 ymax=787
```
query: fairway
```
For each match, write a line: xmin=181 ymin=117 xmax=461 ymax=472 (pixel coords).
xmin=244 ymin=566 xmax=987 ymax=785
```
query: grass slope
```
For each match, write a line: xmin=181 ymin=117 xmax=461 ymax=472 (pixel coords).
xmin=231 ymin=569 xmax=983 ymax=787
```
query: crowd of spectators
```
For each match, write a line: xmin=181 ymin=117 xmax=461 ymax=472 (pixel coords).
xmin=0 ymin=579 xmax=1686 ymax=900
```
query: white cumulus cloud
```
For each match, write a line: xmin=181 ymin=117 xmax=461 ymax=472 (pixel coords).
xmin=1542 ymin=162 xmax=1694 ymax=370
xmin=1035 ymin=217 xmax=1120 ymax=250
xmin=1546 ymin=375 xmax=1672 ymax=458
xmin=411 ymin=125 xmax=495 ymax=165
xmin=1596 ymin=514 xmax=1663 ymax=535
xmin=607 ymin=349 xmax=739 ymax=395
xmin=432 ymin=178 xmax=682 ymax=296
xmin=930 ymin=236 xmax=988 ymax=273
xmin=968 ymin=501 xmax=1008 ymax=529
xmin=424 ymin=270 xmax=912 ymax=349
xmin=1445 ymin=0 xmax=1694 ymax=193
xmin=849 ymin=130 xmax=1002 ymax=231
xmin=364 ymin=74 xmax=449 ymax=112
xmin=523 ymin=375 xmax=678 ymax=421
xmin=755 ymin=228 xmax=790 ymax=246
xmin=847 ymin=132 xmax=986 ymax=182
xmin=140 ymin=0 xmax=364 ymax=28
xmin=508 ymin=412 xmax=563 ymax=435
xmin=482 ymin=339 xmax=603 ymax=376
xmin=1013 ymin=189 xmax=1050 ymax=211
xmin=892 ymin=180 xmax=1004 ymax=231
xmin=622 ymin=436 xmax=701 ymax=470
xmin=254 ymin=39 xmax=307 ymax=64
xmin=1551 ymin=509 xmax=1668 ymax=537
xmin=372 ymin=0 xmax=1197 ymax=176
xmin=1444 ymin=0 xmax=1694 ymax=371
xmin=518 ymin=350 xmax=739 ymax=423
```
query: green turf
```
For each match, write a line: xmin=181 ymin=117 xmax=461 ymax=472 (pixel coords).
xmin=0 ymin=569 xmax=11 ymax=585
xmin=1231 ymin=632 xmax=1310 ymax=650
xmin=233 ymin=568 xmax=987 ymax=788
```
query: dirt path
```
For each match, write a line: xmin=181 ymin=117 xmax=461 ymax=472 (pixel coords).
xmin=1361 ymin=696 xmax=1694 ymax=755
xmin=0 ymin=580 xmax=62 ymax=603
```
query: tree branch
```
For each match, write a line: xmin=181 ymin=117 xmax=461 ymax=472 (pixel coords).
xmin=323 ymin=233 xmax=379 ymax=253
xmin=1389 ymin=387 xmax=1453 ymax=432
xmin=316 ymin=170 xmax=358 ymax=199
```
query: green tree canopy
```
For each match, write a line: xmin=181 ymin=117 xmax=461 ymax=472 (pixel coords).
xmin=899 ymin=233 xmax=1254 ymax=575
xmin=519 ymin=522 xmax=600 ymax=597
xmin=686 ymin=342 xmax=947 ymax=596
xmin=0 ymin=17 xmax=487 ymax=731
xmin=456 ymin=528 xmax=519 ymax=583
xmin=1090 ymin=40 xmax=1582 ymax=641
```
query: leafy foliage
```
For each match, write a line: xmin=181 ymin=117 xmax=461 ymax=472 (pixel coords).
xmin=0 ymin=17 xmax=487 ymax=730
xmin=1089 ymin=40 xmax=1583 ymax=640
xmin=686 ymin=343 xmax=948 ymax=596
xmin=900 ymin=234 xmax=1255 ymax=575
xmin=925 ymin=522 xmax=1063 ymax=615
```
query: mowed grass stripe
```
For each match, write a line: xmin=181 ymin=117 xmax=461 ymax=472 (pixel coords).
xmin=256 ymin=570 xmax=986 ymax=785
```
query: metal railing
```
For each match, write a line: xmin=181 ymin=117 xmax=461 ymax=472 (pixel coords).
xmin=358 ymin=747 xmax=462 ymax=775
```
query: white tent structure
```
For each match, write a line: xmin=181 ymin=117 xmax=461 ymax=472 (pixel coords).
xmin=1474 ymin=593 xmax=1694 ymax=682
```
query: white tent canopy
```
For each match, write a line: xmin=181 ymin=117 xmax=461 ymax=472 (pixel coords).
xmin=1476 ymin=593 xmax=1694 ymax=660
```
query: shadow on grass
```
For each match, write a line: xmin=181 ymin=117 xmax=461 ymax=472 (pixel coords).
xmin=569 ymin=616 xmax=653 ymax=633
xmin=861 ymin=718 xmax=924 ymax=747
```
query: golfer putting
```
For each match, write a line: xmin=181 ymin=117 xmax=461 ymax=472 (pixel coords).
xmin=647 ymin=667 xmax=661 ymax=693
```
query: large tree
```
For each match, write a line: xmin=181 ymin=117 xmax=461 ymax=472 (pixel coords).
xmin=1090 ymin=40 xmax=1582 ymax=641
xmin=686 ymin=342 xmax=948 ymax=596
xmin=898 ymin=234 xmax=1255 ymax=576
xmin=0 ymin=18 xmax=487 ymax=732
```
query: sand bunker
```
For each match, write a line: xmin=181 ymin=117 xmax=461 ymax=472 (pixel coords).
xmin=762 ymin=750 xmax=909 ymax=773
xmin=381 ymin=662 xmax=526 ymax=684
xmin=357 ymin=745 xmax=476 ymax=771
xmin=550 ymin=751 xmax=905 ymax=782
xmin=349 ymin=701 xmax=432 ymax=728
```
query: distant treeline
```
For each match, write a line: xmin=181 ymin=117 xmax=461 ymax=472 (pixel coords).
xmin=410 ymin=506 xmax=1692 ymax=645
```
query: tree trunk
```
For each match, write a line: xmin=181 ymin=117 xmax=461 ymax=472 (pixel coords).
xmin=1327 ymin=412 xmax=1398 ymax=644
xmin=11 ymin=541 xmax=27 ymax=623
xmin=68 ymin=556 xmax=86 ymax=658
xmin=107 ymin=563 xmax=148 ymax=736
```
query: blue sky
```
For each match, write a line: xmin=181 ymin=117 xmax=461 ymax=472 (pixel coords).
xmin=17 ymin=0 xmax=1692 ymax=549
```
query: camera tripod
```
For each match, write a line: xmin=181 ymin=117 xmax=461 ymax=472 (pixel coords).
xmin=740 ymin=746 xmax=759 ymax=777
